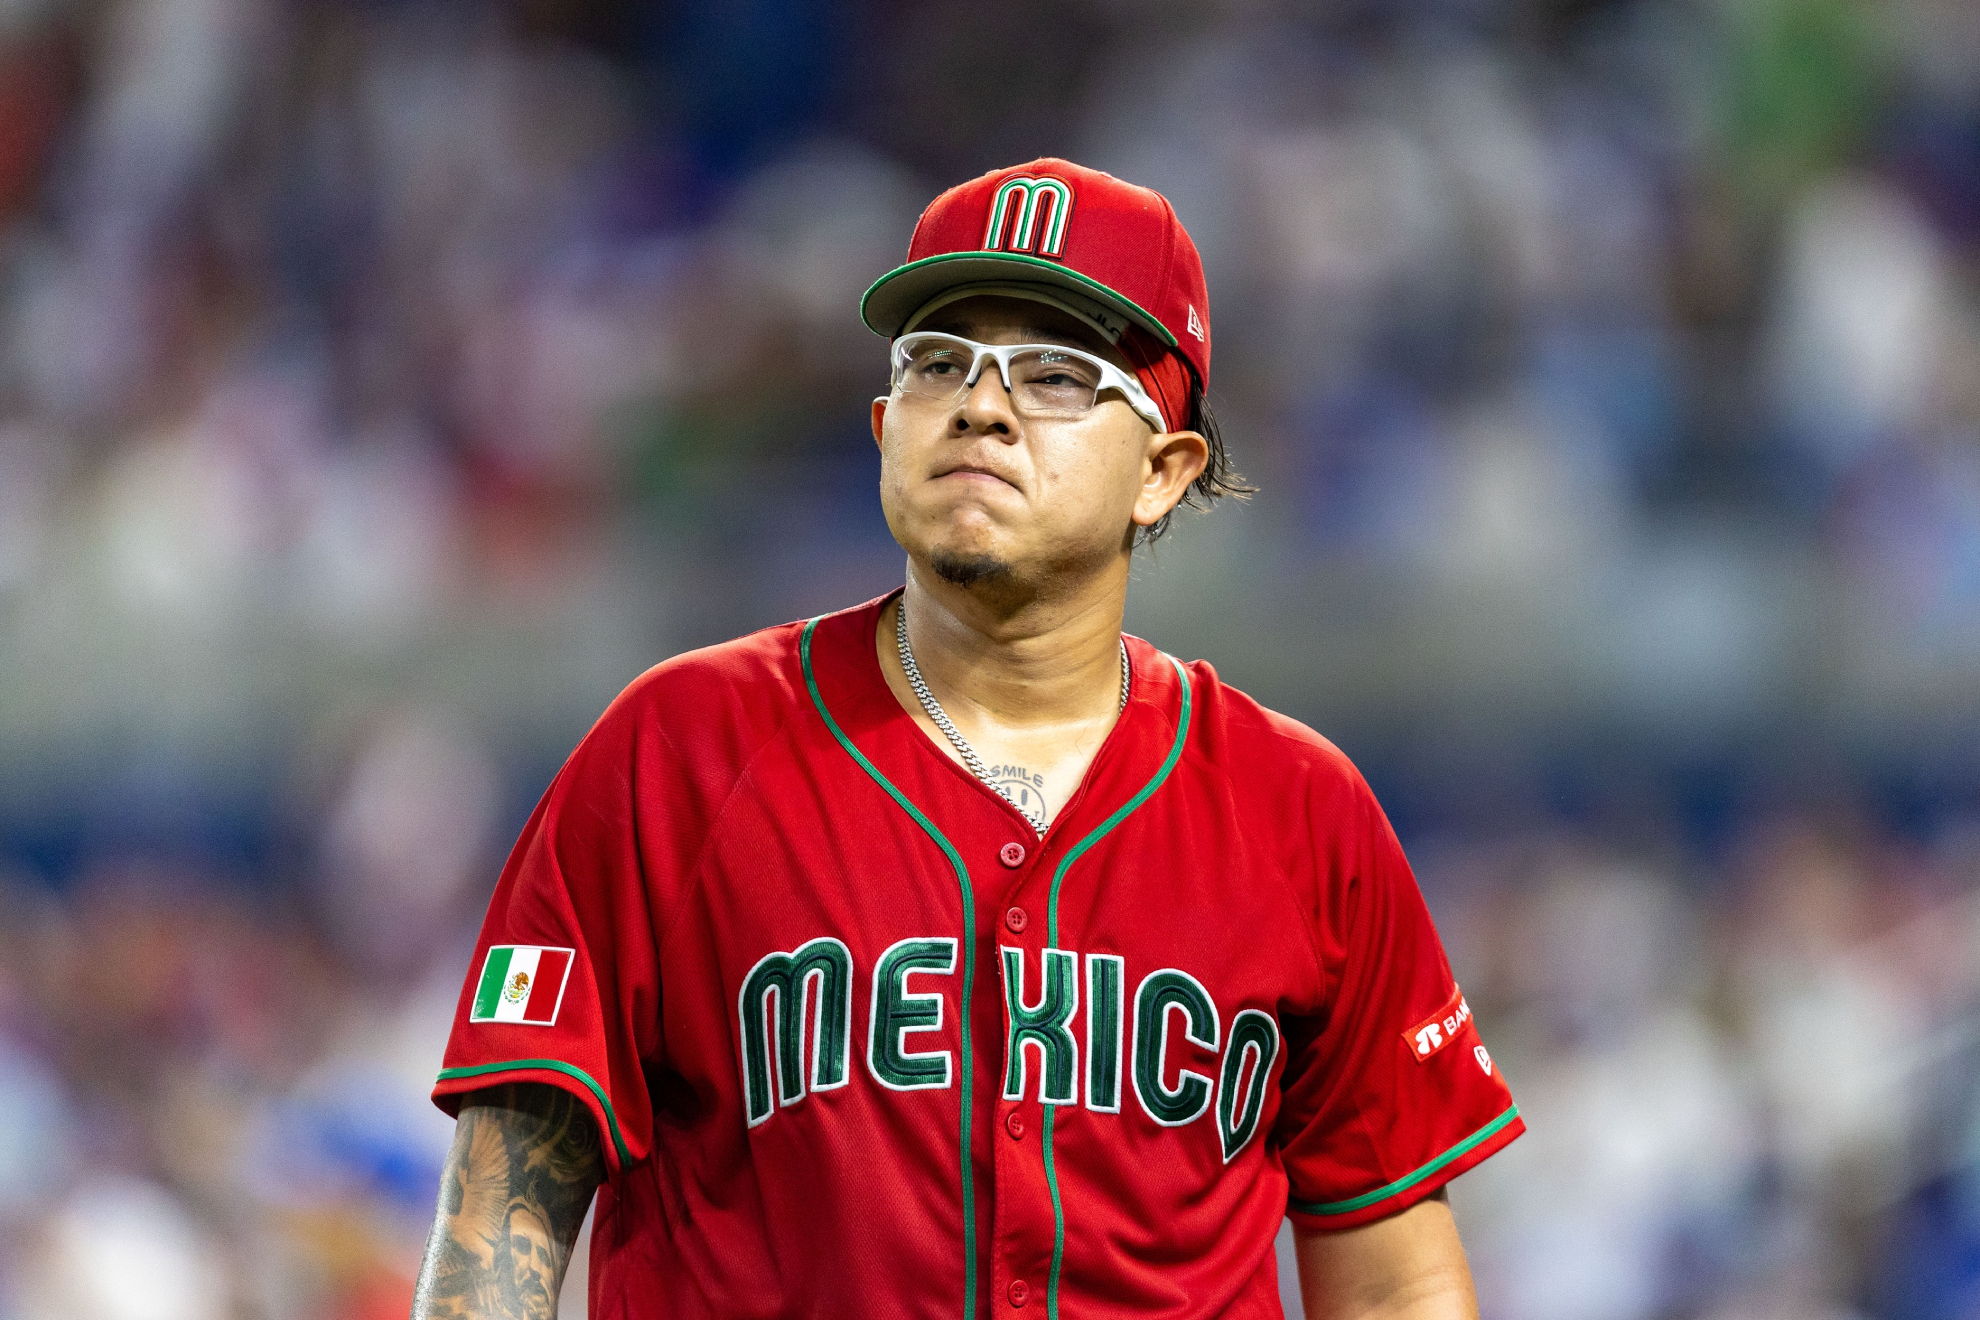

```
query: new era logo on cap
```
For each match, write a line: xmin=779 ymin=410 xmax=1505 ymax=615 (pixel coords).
xmin=471 ymin=945 xmax=575 ymax=1025
xmin=862 ymin=158 xmax=1213 ymax=390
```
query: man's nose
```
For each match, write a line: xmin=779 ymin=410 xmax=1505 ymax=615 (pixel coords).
xmin=954 ymin=361 xmax=1019 ymax=435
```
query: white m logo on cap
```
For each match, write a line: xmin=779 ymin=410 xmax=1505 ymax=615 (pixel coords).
xmin=983 ymin=176 xmax=1075 ymax=257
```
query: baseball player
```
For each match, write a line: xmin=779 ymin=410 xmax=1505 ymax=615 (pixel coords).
xmin=413 ymin=158 xmax=1522 ymax=1320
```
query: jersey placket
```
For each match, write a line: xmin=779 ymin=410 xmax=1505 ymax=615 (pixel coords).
xmin=988 ymin=830 xmax=1060 ymax=1314
xmin=904 ymin=687 xmax=1104 ymax=1316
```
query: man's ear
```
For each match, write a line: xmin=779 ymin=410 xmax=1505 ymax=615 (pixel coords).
xmin=871 ymin=397 xmax=888 ymax=449
xmin=1132 ymin=429 xmax=1210 ymax=529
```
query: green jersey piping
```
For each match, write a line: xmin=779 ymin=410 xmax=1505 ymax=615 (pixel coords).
xmin=1041 ymin=653 xmax=1194 ymax=1318
xmin=1045 ymin=654 xmax=1193 ymax=948
xmin=1289 ymin=1104 xmax=1521 ymax=1217
xmin=801 ymin=615 xmax=981 ymax=1320
xmin=435 ymin=1059 xmax=633 ymax=1168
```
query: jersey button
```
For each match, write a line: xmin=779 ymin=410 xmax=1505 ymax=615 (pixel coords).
xmin=999 ymin=841 xmax=1027 ymax=868
xmin=1004 ymin=906 xmax=1029 ymax=934
xmin=1008 ymin=1280 xmax=1030 ymax=1308
xmin=1005 ymin=1111 xmax=1025 ymax=1140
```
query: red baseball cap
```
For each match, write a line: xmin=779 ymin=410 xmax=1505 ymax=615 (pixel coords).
xmin=861 ymin=158 xmax=1212 ymax=392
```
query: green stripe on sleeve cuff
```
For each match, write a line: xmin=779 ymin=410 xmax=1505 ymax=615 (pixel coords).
xmin=436 ymin=1059 xmax=633 ymax=1168
xmin=1290 ymin=1104 xmax=1521 ymax=1217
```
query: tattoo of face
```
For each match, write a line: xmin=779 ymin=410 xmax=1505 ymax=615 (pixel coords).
xmin=412 ymin=1083 xmax=604 ymax=1320
xmin=987 ymin=763 xmax=1046 ymax=817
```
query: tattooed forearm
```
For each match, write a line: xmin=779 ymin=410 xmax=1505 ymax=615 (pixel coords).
xmin=412 ymin=1083 xmax=604 ymax=1320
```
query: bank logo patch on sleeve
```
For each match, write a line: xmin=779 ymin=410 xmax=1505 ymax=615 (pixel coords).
xmin=1402 ymin=986 xmax=1473 ymax=1063
xmin=470 ymin=945 xmax=575 ymax=1025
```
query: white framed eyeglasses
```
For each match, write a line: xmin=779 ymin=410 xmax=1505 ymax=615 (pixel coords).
xmin=889 ymin=332 xmax=1167 ymax=432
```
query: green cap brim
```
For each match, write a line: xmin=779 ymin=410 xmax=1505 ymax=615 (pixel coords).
xmin=860 ymin=251 xmax=1179 ymax=349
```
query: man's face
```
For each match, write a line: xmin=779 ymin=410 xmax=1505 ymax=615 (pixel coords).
xmin=502 ymin=1199 xmax=557 ymax=1314
xmin=873 ymin=295 xmax=1165 ymax=595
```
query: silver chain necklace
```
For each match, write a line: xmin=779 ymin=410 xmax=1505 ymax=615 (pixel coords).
xmin=896 ymin=599 xmax=1130 ymax=835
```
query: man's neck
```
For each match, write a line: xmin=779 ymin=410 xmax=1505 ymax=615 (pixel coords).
xmin=890 ymin=559 xmax=1129 ymax=732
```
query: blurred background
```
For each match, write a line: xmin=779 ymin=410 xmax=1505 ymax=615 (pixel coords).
xmin=0 ymin=0 xmax=1977 ymax=1315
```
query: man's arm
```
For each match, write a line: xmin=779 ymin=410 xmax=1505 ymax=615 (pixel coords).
xmin=412 ymin=1083 xmax=605 ymax=1320
xmin=1294 ymin=1188 xmax=1478 ymax=1320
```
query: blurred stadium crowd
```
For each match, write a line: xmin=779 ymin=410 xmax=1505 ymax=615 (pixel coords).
xmin=1 ymin=0 xmax=1978 ymax=1316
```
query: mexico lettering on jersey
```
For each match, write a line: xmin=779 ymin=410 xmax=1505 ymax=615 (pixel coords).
xmin=434 ymin=594 xmax=1523 ymax=1320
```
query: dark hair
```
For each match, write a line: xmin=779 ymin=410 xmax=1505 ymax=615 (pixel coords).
xmin=1138 ymin=388 xmax=1254 ymax=545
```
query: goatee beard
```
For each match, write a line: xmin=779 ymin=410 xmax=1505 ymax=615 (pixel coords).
xmin=929 ymin=550 xmax=1015 ymax=588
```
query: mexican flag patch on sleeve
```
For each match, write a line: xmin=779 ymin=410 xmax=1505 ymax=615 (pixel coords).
xmin=470 ymin=945 xmax=576 ymax=1025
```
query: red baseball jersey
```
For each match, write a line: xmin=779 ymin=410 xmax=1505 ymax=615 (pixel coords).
xmin=434 ymin=594 xmax=1522 ymax=1317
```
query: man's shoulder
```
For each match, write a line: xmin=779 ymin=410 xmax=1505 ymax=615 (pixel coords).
xmin=590 ymin=596 xmax=886 ymax=760
xmin=605 ymin=617 xmax=811 ymax=740
xmin=1173 ymin=654 xmax=1370 ymax=802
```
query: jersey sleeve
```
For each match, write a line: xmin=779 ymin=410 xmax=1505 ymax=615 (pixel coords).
xmin=431 ymin=695 xmax=666 ymax=1177
xmin=1274 ymin=772 xmax=1523 ymax=1231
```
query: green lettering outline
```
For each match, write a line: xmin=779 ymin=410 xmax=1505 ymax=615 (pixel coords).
xmin=1216 ymin=1008 xmax=1281 ymax=1162
xmin=737 ymin=937 xmax=853 ymax=1127
xmin=1131 ymin=968 xmax=1220 ymax=1128
xmin=868 ymin=937 xmax=958 ymax=1091
xmin=1001 ymin=946 xmax=1080 ymax=1106
xmin=1083 ymin=954 xmax=1125 ymax=1113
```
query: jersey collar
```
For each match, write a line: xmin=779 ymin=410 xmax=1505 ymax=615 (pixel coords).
xmin=799 ymin=592 xmax=1188 ymax=847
